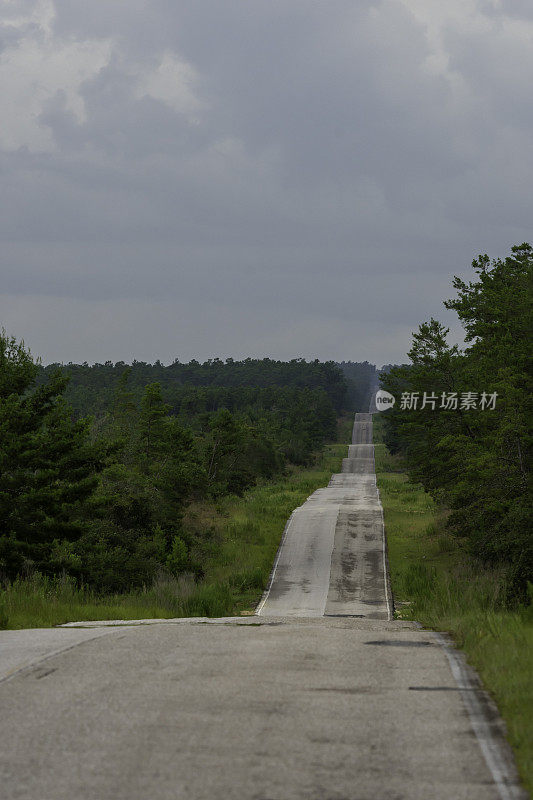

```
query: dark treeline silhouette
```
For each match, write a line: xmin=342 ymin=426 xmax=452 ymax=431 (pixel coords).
xmin=36 ymin=357 xmax=355 ymax=418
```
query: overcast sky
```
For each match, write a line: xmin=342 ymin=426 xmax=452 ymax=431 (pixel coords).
xmin=1 ymin=0 xmax=531 ymax=366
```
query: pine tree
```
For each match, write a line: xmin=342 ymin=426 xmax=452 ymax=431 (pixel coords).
xmin=139 ymin=382 xmax=170 ymax=462
xmin=0 ymin=333 xmax=106 ymax=578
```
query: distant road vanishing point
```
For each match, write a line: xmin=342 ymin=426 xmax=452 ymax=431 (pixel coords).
xmin=0 ymin=413 xmax=525 ymax=799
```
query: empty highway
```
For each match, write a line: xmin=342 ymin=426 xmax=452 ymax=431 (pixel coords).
xmin=0 ymin=414 xmax=525 ymax=799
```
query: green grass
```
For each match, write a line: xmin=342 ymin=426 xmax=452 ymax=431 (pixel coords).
xmin=336 ymin=414 xmax=354 ymax=444
xmin=0 ymin=442 xmax=346 ymax=629
xmin=375 ymin=438 xmax=533 ymax=795
xmin=190 ymin=442 xmax=347 ymax=614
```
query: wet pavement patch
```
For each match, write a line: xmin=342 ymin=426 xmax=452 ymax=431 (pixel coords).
xmin=308 ymin=686 xmax=378 ymax=694
xmin=31 ymin=667 xmax=57 ymax=680
xmin=365 ymin=639 xmax=433 ymax=647
xmin=408 ymin=686 xmax=465 ymax=691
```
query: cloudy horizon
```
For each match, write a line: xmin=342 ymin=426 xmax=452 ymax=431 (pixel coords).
xmin=1 ymin=0 xmax=531 ymax=367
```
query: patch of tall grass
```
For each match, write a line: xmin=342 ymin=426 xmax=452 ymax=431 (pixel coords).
xmin=337 ymin=414 xmax=355 ymax=444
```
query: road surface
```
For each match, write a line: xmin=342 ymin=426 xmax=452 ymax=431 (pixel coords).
xmin=0 ymin=414 xmax=525 ymax=799
xmin=256 ymin=414 xmax=390 ymax=619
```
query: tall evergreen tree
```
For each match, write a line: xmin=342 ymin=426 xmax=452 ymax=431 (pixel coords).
xmin=0 ymin=333 xmax=106 ymax=578
xmin=139 ymin=382 xmax=170 ymax=462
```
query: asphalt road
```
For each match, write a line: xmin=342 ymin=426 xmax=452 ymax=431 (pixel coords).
xmin=257 ymin=413 xmax=390 ymax=618
xmin=0 ymin=413 xmax=525 ymax=799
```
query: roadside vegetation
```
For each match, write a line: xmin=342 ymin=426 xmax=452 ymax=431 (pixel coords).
xmin=1 ymin=339 xmax=354 ymax=593
xmin=0 ymin=335 xmax=354 ymax=628
xmin=380 ymin=243 xmax=532 ymax=600
xmin=0 ymin=443 xmax=345 ymax=628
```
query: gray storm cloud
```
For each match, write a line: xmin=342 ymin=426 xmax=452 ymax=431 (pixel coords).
xmin=0 ymin=0 xmax=531 ymax=365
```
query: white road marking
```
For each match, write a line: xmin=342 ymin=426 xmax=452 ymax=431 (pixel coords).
xmin=434 ymin=632 xmax=525 ymax=800
xmin=255 ymin=510 xmax=297 ymax=616
xmin=373 ymin=444 xmax=392 ymax=620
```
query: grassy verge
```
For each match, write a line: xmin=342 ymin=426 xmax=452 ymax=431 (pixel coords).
xmin=374 ymin=418 xmax=532 ymax=794
xmin=336 ymin=413 xmax=354 ymax=444
xmin=0 ymin=442 xmax=346 ymax=629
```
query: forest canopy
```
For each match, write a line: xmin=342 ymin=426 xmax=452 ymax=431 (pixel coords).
xmin=35 ymin=357 xmax=374 ymax=420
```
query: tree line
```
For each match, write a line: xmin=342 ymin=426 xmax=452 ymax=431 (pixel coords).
xmin=36 ymin=357 xmax=347 ymax=418
xmin=36 ymin=357 xmax=376 ymax=419
xmin=1 ymin=348 xmax=375 ymax=592
xmin=380 ymin=243 xmax=532 ymax=599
